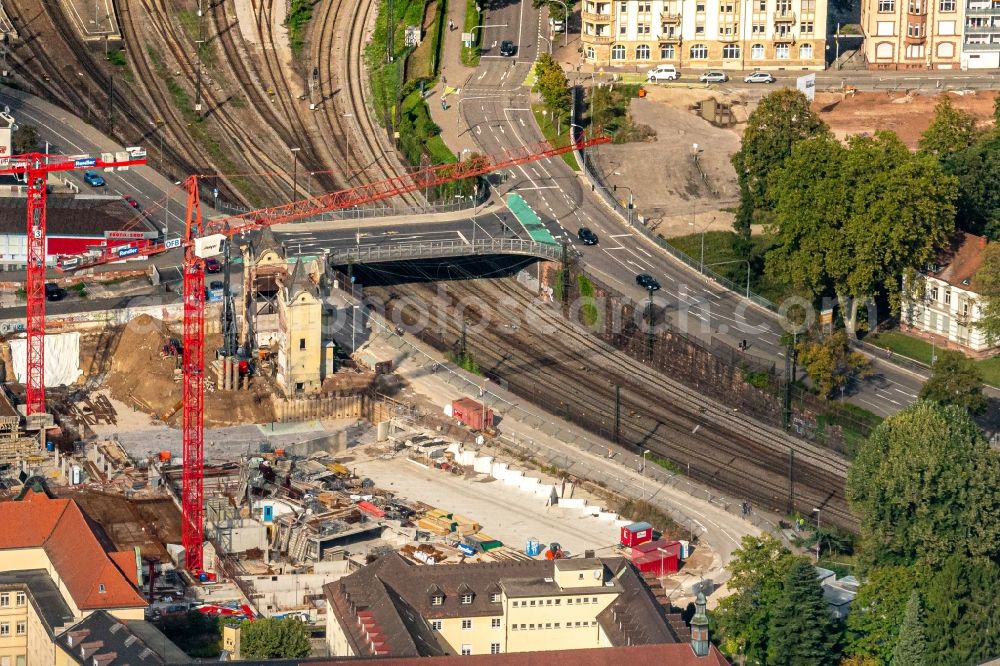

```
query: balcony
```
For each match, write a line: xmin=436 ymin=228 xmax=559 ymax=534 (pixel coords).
xmin=774 ymin=10 xmax=796 ymax=21
xmin=659 ymin=33 xmax=681 ymax=43
xmin=661 ymin=11 xmax=681 ymax=22
xmin=963 ymin=40 xmax=1000 ymax=49
xmin=583 ymin=34 xmax=614 ymax=44
xmin=964 ymin=24 xmax=1000 ymax=32
xmin=582 ymin=10 xmax=612 ymax=22
xmin=966 ymin=4 xmax=1000 ymax=14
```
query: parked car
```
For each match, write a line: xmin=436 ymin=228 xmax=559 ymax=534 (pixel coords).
xmin=44 ymin=283 xmax=64 ymax=301
xmin=550 ymin=17 xmax=565 ymax=33
xmin=123 ymin=194 xmax=140 ymax=209
xmin=635 ymin=273 xmax=661 ymax=291
xmin=699 ymin=70 xmax=728 ymax=83
xmin=499 ymin=40 xmax=517 ymax=57
xmin=209 ymin=280 xmax=224 ymax=291
xmin=205 ymin=258 xmax=222 ymax=273
xmin=744 ymin=71 xmax=776 ymax=84
xmin=647 ymin=64 xmax=679 ymax=82
xmin=577 ymin=227 xmax=599 ymax=245
xmin=82 ymin=171 xmax=105 ymax=187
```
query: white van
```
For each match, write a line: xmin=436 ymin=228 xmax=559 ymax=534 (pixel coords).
xmin=647 ymin=64 xmax=679 ymax=82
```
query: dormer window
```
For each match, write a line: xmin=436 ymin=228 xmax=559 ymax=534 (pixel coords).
xmin=431 ymin=594 xmax=444 ymax=606
xmin=98 ymin=584 xmax=106 ymax=594
xmin=490 ymin=593 xmax=501 ymax=603
xmin=460 ymin=593 xmax=473 ymax=604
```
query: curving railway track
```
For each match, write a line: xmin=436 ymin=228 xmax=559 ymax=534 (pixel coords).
xmin=369 ymin=272 xmax=856 ymax=530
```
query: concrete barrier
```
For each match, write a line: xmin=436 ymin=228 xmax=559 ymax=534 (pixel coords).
xmin=503 ymin=470 xmax=524 ymax=485
xmin=473 ymin=456 xmax=493 ymax=474
xmin=491 ymin=462 xmax=509 ymax=479
xmin=557 ymin=497 xmax=587 ymax=509
xmin=580 ymin=505 xmax=601 ymax=516
xmin=597 ymin=511 xmax=619 ymax=521
xmin=518 ymin=476 xmax=540 ymax=492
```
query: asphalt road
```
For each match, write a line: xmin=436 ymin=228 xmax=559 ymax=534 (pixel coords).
xmin=457 ymin=5 xmax=925 ymax=418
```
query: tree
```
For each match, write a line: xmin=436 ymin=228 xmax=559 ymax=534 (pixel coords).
xmin=845 ymin=566 xmax=923 ymax=665
xmin=766 ymin=132 xmax=957 ymax=335
xmin=714 ymin=534 xmax=799 ymax=664
xmin=730 ymin=89 xmax=829 ymax=240
xmin=768 ymin=559 xmax=841 ymax=666
xmin=974 ymin=242 xmax=1000 ymax=344
xmin=918 ymin=349 xmax=987 ymax=415
xmin=239 ymin=618 xmax=311 ymax=660
xmin=922 ymin=555 xmax=1000 ymax=666
xmin=941 ymin=131 xmax=1000 ymax=238
xmin=532 ymin=53 xmax=572 ymax=126
xmin=12 ymin=125 xmax=39 ymax=154
xmin=846 ymin=402 xmax=1000 ymax=568
xmin=796 ymin=331 xmax=872 ymax=399
xmin=531 ymin=0 xmax=572 ymax=20
xmin=918 ymin=96 xmax=979 ymax=159
xmin=890 ymin=591 xmax=927 ymax=666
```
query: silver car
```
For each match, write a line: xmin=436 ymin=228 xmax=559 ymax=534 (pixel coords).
xmin=699 ymin=71 xmax=728 ymax=83
xmin=744 ymin=71 xmax=776 ymax=84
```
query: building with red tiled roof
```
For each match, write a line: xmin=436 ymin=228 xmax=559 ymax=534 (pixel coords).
xmin=0 ymin=486 xmax=164 ymax=666
xmin=902 ymin=232 xmax=996 ymax=355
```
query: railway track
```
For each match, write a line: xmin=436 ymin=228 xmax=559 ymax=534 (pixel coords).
xmin=314 ymin=0 xmax=423 ymax=205
xmin=369 ymin=274 xmax=855 ymax=529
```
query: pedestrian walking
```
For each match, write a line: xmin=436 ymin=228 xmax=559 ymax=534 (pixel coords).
xmin=449 ymin=18 xmax=455 ymax=31
xmin=441 ymin=72 xmax=447 ymax=85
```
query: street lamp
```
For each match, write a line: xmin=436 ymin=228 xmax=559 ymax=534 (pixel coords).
xmin=641 ymin=449 xmax=650 ymax=499
xmin=569 ymin=122 xmax=586 ymax=171
xmin=705 ymin=259 xmax=752 ymax=300
xmin=612 ymin=183 xmax=634 ymax=226
xmin=812 ymin=507 xmax=821 ymax=563
xmin=688 ymin=205 xmax=713 ymax=272
xmin=539 ymin=34 xmax=553 ymax=55
xmin=290 ymin=147 xmax=301 ymax=200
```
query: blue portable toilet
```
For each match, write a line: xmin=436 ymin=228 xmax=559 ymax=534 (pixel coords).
xmin=263 ymin=504 xmax=274 ymax=522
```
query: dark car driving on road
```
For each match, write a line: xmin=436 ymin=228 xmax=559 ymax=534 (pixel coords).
xmin=499 ymin=41 xmax=517 ymax=57
xmin=635 ymin=273 xmax=661 ymax=291
xmin=577 ymin=227 xmax=599 ymax=245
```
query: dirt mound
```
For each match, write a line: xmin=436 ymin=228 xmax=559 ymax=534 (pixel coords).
xmin=105 ymin=316 xmax=275 ymax=426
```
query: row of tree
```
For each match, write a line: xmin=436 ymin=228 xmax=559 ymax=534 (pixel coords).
xmin=715 ymin=401 xmax=1000 ymax=665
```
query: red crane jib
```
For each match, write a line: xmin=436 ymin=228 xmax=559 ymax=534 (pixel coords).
xmin=1 ymin=153 xmax=147 ymax=416
xmin=58 ymin=136 xmax=608 ymax=574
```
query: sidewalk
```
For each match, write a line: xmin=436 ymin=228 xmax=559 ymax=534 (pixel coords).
xmin=427 ymin=0 xmax=482 ymax=157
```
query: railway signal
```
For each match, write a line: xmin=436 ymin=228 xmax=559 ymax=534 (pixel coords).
xmin=0 ymin=147 xmax=147 ymax=423
xmin=59 ymin=136 xmax=609 ymax=573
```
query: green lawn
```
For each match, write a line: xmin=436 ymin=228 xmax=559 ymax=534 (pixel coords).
xmin=867 ymin=330 xmax=1000 ymax=388
xmin=460 ymin=0 xmax=481 ymax=66
xmin=531 ymin=104 xmax=579 ymax=171
xmin=664 ymin=230 xmax=790 ymax=304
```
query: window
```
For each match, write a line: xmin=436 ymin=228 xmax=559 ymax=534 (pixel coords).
xmin=0 ymin=594 xmax=8 ymax=607
xmin=799 ymin=43 xmax=813 ymax=58
xmin=751 ymin=43 xmax=765 ymax=58
xmin=878 ymin=0 xmax=894 ymax=10
xmin=431 ymin=595 xmax=444 ymax=606
xmin=752 ymin=22 xmax=766 ymax=33
xmin=908 ymin=0 xmax=923 ymax=13
xmin=690 ymin=43 xmax=708 ymax=58
xmin=758 ymin=0 xmax=766 ymax=8
xmin=937 ymin=42 xmax=955 ymax=57
xmin=491 ymin=643 xmax=501 ymax=654
xmin=567 ymin=598 xmax=574 ymax=605
xmin=945 ymin=290 xmax=952 ymax=305
xmin=776 ymin=23 xmax=791 ymax=36
xmin=15 ymin=592 xmax=25 ymax=606
xmin=585 ymin=46 xmax=595 ymax=60
xmin=619 ymin=1 xmax=627 ymax=11
xmin=723 ymin=44 xmax=741 ymax=58
xmin=461 ymin=645 xmax=472 ymax=656
xmin=575 ymin=621 xmax=582 ymax=627
xmin=963 ymin=301 xmax=970 ymax=317
xmin=490 ymin=593 xmax=501 ymax=603
xmin=611 ymin=44 xmax=626 ymax=59
xmin=546 ymin=599 xmax=553 ymax=605
xmin=636 ymin=44 xmax=651 ymax=59
xmin=775 ymin=43 xmax=790 ymax=58
xmin=461 ymin=593 xmax=473 ymax=604
xmin=577 ymin=573 xmax=585 ymax=580
xmin=801 ymin=21 xmax=814 ymax=33
xmin=720 ymin=2 xmax=735 ymax=11
xmin=907 ymin=21 xmax=922 ymax=36
xmin=801 ymin=0 xmax=816 ymax=10
xmin=555 ymin=599 xmax=561 ymax=605
xmin=697 ymin=1 xmax=706 ymax=10
xmin=431 ymin=620 xmax=442 ymax=630
xmin=512 ymin=601 xmax=519 ymax=608
xmin=619 ymin=23 xmax=627 ymax=34
xmin=938 ymin=20 xmax=956 ymax=34
xmin=530 ymin=600 xmax=537 ymax=607
xmin=15 ymin=622 xmax=25 ymax=636
xmin=939 ymin=0 xmax=955 ymax=8
xmin=512 ymin=625 xmax=519 ymax=631
xmin=930 ymin=286 xmax=939 ymax=301
xmin=660 ymin=44 xmax=675 ymax=58
xmin=592 ymin=597 xmax=598 ymax=603
xmin=299 ymin=338 xmax=306 ymax=350
xmin=555 ymin=623 xmax=561 ymax=628
xmin=492 ymin=618 xmax=502 ymax=628
xmin=462 ymin=619 xmax=473 ymax=630
xmin=545 ymin=623 xmax=552 ymax=628
xmin=695 ymin=25 xmax=706 ymax=34
xmin=529 ymin=624 xmax=536 ymax=630
xmin=0 ymin=623 xmax=8 ymax=637
xmin=520 ymin=624 xmax=526 ymax=630
xmin=639 ymin=1 xmax=652 ymax=11
xmin=876 ymin=41 xmax=894 ymax=58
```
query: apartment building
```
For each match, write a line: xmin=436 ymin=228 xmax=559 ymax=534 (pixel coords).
xmin=324 ymin=552 xmax=728 ymax=662
xmin=861 ymin=0 xmax=1000 ymax=68
xmin=580 ymin=0 xmax=827 ymax=69
xmin=0 ymin=482 xmax=184 ymax=665
xmin=902 ymin=232 xmax=995 ymax=354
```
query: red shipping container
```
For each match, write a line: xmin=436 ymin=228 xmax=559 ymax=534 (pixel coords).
xmin=633 ymin=548 xmax=680 ymax=575
xmin=357 ymin=500 xmax=386 ymax=518
xmin=620 ymin=521 xmax=654 ymax=547
xmin=452 ymin=397 xmax=494 ymax=431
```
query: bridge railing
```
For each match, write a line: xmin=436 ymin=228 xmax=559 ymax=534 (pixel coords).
xmin=327 ymin=238 xmax=563 ymax=265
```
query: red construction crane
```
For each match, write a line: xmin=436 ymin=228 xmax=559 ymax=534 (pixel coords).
xmin=61 ymin=136 xmax=609 ymax=572
xmin=0 ymin=148 xmax=147 ymax=418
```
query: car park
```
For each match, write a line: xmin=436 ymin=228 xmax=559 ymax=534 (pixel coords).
xmin=744 ymin=71 xmax=776 ymax=84
xmin=499 ymin=40 xmax=517 ymax=57
xmin=699 ymin=71 xmax=728 ymax=83
xmin=635 ymin=273 xmax=661 ymax=291
xmin=82 ymin=171 xmax=105 ymax=187
xmin=647 ymin=64 xmax=679 ymax=82
xmin=577 ymin=227 xmax=599 ymax=245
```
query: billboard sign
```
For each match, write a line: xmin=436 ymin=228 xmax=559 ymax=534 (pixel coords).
xmin=194 ymin=233 xmax=226 ymax=258
xmin=115 ymin=246 xmax=140 ymax=258
xmin=106 ymin=230 xmax=157 ymax=240
xmin=74 ymin=156 xmax=97 ymax=168
xmin=165 ymin=238 xmax=182 ymax=250
xmin=796 ymin=73 xmax=816 ymax=102
xmin=0 ymin=126 xmax=10 ymax=168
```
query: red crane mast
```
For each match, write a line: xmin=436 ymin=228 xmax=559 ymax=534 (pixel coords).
xmin=62 ymin=137 xmax=608 ymax=572
xmin=0 ymin=150 xmax=147 ymax=417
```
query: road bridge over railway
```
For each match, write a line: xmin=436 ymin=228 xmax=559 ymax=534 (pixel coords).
xmin=327 ymin=238 xmax=563 ymax=266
